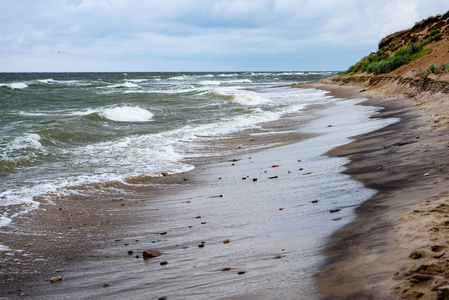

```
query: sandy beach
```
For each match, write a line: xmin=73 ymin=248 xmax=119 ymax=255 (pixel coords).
xmin=0 ymin=82 xmax=396 ymax=299
xmin=303 ymin=79 xmax=449 ymax=299
xmin=2 ymin=77 xmax=448 ymax=299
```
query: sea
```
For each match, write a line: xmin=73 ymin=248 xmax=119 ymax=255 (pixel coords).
xmin=0 ymin=72 xmax=337 ymax=228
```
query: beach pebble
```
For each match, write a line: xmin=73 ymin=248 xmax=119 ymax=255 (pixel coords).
xmin=330 ymin=208 xmax=341 ymax=213
xmin=253 ymin=178 xmax=258 ymax=182
xmin=238 ymin=271 xmax=246 ymax=275
xmin=160 ymin=261 xmax=168 ymax=266
xmin=103 ymin=284 xmax=110 ymax=288
xmin=128 ymin=250 xmax=134 ymax=255
xmin=272 ymin=255 xmax=283 ymax=259
xmin=158 ymin=297 xmax=168 ymax=300
xmin=221 ymin=267 xmax=232 ymax=271
xmin=269 ymin=176 xmax=278 ymax=179
xmin=223 ymin=239 xmax=230 ymax=244
xmin=50 ymin=276 xmax=62 ymax=282
xmin=424 ymin=173 xmax=430 ymax=176
xmin=279 ymin=208 xmax=284 ymax=211
xmin=142 ymin=250 xmax=162 ymax=260
xmin=198 ymin=244 xmax=204 ymax=248
xmin=311 ymin=200 xmax=319 ymax=203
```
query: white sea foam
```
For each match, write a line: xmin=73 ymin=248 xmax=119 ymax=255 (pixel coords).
xmin=232 ymin=91 xmax=272 ymax=106
xmin=0 ymin=244 xmax=10 ymax=251
xmin=126 ymin=79 xmax=149 ymax=83
xmin=199 ymin=81 xmax=221 ymax=86
xmin=9 ymin=133 xmax=43 ymax=151
xmin=99 ymin=106 xmax=154 ymax=122
xmin=103 ymin=82 xmax=141 ymax=89
xmin=37 ymin=79 xmax=55 ymax=84
xmin=0 ymin=82 xmax=28 ymax=89
xmin=227 ymin=79 xmax=252 ymax=83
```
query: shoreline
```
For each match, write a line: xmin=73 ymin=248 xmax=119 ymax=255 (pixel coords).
xmin=301 ymin=79 xmax=449 ymax=299
xmin=2 ymin=78 xmax=446 ymax=299
xmin=0 ymin=84 xmax=393 ymax=299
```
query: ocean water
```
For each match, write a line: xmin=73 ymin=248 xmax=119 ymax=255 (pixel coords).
xmin=0 ymin=72 xmax=337 ymax=227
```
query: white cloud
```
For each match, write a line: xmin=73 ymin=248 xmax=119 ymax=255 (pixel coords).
xmin=0 ymin=0 xmax=447 ymax=71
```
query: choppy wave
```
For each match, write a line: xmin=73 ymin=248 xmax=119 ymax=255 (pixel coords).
xmin=0 ymin=82 xmax=28 ymax=89
xmin=104 ymin=82 xmax=141 ymax=89
xmin=99 ymin=106 xmax=154 ymax=122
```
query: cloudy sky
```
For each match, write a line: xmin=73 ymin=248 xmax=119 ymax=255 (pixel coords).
xmin=1 ymin=0 xmax=448 ymax=72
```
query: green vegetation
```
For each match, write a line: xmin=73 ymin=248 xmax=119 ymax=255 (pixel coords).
xmin=346 ymin=31 xmax=444 ymax=75
xmin=425 ymin=62 xmax=449 ymax=75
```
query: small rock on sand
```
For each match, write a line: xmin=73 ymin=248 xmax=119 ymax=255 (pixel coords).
xmin=50 ymin=276 xmax=62 ymax=282
xmin=330 ymin=208 xmax=341 ymax=213
xmin=223 ymin=239 xmax=230 ymax=244
xmin=238 ymin=271 xmax=246 ymax=275
xmin=142 ymin=250 xmax=162 ymax=260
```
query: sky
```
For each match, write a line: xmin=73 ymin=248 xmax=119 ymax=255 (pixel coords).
xmin=1 ymin=0 xmax=448 ymax=72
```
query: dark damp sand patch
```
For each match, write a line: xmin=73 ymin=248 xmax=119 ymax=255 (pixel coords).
xmin=300 ymin=80 xmax=449 ymax=299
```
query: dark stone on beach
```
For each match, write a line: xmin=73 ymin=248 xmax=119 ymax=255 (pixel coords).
xmin=272 ymin=255 xmax=283 ymax=259
xmin=238 ymin=271 xmax=246 ymax=275
xmin=160 ymin=232 xmax=167 ymax=235
xmin=135 ymin=255 xmax=140 ymax=259
xmin=242 ymin=177 xmax=246 ymax=180
xmin=272 ymin=165 xmax=280 ymax=168
xmin=103 ymin=283 xmax=110 ymax=288
xmin=160 ymin=261 xmax=168 ymax=266
xmin=201 ymin=222 xmax=206 ymax=224
xmin=332 ymin=218 xmax=342 ymax=221
xmin=311 ymin=200 xmax=319 ymax=203
xmin=195 ymin=216 xmax=201 ymax=219
xmin=142 ymin=250 xmax=162 ymax=260
xmin=269 ymin=176 xmax=278 ymax=179
xmin=330 ymin=208 xmax=341 ymax=213
xmin=198 ymin=244 xmax=204 ymax=248
xmin=158 ymin=297 xmax=168 ymax=300
xmin=223 ymin=239 xmax=230 ymax=244
xmin=128 ymin=250 xmax=133 ymax=255
xmin=221 ymin=267 xmax=232 ymax=271
xmin=253 ymin=178 xmax=257 ymax=182
xmin=279 ymin=208 xmax=284 ymax=210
